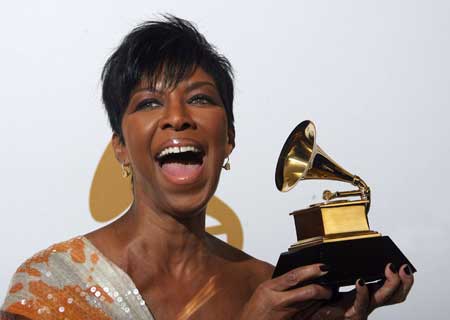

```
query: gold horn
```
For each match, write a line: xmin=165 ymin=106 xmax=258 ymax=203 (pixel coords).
xmin=275 ymin=120 xmax=371 ymax=212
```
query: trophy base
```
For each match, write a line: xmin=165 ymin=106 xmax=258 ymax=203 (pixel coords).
xmin=272 ymin=236 xmax=416 ymax=287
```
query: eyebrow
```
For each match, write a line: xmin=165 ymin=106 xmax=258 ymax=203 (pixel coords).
xmin=185 ymin=81 xmax=217 ymax=92
xmin=131 ymin=87 xmax=161 ymax=95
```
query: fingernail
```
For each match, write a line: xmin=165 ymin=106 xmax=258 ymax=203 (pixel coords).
xmin=404 ymin=265 xmax=412 ymax=275
xmin=389 ymin=263 xmax=398 ymax=273
xmin=320 ymin=264 xmax=330 ymax=272
xmin=357 ymin=278 xmax=365 ymax=286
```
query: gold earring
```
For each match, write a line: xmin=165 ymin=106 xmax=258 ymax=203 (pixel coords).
xmin=222 ymin=157 xmax=231 ymax=170
xmin=121 ymin=163 xmax=132 ymax=178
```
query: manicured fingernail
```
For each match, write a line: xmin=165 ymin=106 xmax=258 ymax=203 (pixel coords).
xmin=357 ymin=278 xmax=365 ymax=286
xmin=389 ymin=263 xmax=398 ymax=273
xmin=320 ymin=264 xmax=330 ymax=272
xmin=404 ymin=265 xmax=412 ymax=275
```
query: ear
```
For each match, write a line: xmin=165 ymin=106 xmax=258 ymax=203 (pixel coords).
xmin=226 ymin=128 xmax=235 ymax=157
xmin=111 ymin=133 xmax=130 ymax=165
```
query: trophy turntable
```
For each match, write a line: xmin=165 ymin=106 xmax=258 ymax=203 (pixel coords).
xmin=272 ymin=120 xmax=416 ymax=287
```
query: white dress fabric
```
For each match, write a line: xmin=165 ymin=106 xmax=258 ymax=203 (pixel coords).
xmin=0 ymin=237 xmax=155 ymax=320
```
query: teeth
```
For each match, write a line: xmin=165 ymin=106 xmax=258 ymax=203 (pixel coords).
xmin=157 ymin=146 xmax=201 ymax=159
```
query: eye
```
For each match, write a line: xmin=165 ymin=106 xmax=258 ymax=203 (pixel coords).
xmin=188 ymin=94 xmax=216 ymax=106
xmin=135 ymin=98 xmax=162 ymax=111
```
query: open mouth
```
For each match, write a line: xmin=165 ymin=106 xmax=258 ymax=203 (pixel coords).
xmin=156 ymin=145 xmax=205 ymax=182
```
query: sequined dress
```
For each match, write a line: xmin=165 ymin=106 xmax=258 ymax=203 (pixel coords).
xmin=0 ymin=237 xmax=155 ymax=320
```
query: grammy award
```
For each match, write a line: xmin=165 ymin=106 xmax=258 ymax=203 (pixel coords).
xmin=272 ymin=120 xmax=416 ymax=287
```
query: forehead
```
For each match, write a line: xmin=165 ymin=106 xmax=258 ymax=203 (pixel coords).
xmin=132 ymin=67 xmax=218 ymax=94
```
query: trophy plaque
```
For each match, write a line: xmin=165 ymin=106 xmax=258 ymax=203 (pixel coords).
xmin=272 ymin=121 xmax=416 ymax=287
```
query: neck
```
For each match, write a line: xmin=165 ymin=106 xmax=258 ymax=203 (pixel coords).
xmin=112 ymin=190 xmax=211 ymax=280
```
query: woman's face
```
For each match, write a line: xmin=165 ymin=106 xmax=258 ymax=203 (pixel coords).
xmin=113 ymin=67 xmax=234 ymax=218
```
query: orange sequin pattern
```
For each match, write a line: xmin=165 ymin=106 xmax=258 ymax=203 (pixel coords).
xmin=0 ymin=237 xmax=154 ymax=319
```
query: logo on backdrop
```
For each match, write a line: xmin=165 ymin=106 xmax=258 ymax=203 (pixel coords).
xmin=89 ymin=142 xmax=243 ymax=249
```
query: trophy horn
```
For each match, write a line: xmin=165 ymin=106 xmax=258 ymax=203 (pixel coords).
xmin=275 ymin=121 xmax=371 ymax=211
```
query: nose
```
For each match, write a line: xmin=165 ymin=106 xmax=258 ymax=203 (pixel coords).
xmin=159 ymin=99 xmax=196 ymax=131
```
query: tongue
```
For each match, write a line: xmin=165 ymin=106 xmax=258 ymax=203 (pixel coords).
xmin=161 ymin=162 xmax=201 ymax=179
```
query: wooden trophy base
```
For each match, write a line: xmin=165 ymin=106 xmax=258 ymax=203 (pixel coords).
xmin=272 ymin=236 xmax=416 ymax=287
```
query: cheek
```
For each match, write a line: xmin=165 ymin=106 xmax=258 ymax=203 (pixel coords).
xmin=198 ymin=109 xmax=229 ymax=144
xmin=122 ymin=114 xmax=159 ymax=161
xmin=205 ymin=119 xmax=230 ymax=169
xmin=212 ymin=123 xmax=229 ymax=146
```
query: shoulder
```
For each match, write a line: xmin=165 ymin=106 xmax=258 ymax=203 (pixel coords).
xmin=4 ymin=236 xmax=88 ymax=283
xmin=0 ymin=237 xmax=98 ymax=319
xmin=207 ymin=233 xmax=274 ymax=286
xmin=7 ymin=236 xmax=90 ymax=282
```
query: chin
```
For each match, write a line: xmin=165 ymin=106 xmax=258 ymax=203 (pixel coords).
xmin=163 ymin=193 xmax=211 ymax=220
xmin=145 ymin=175 xmax=216 ymax=219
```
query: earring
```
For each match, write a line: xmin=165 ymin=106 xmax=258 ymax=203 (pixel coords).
xmin=121 ymin=163 xmax=132 ymax=178
xmin=222 ymin=157 xmax=231 ymax=170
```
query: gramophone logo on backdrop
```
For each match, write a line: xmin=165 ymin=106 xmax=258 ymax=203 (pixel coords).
xmin=89 ymin=142 xmax=243 ymax=249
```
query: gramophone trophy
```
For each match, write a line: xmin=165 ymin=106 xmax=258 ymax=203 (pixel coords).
xmin=272 ymin=121 xmax=416 ymax=287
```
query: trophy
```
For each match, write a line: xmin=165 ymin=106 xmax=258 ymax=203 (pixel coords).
xmin=272 ymin=120 xmax=416 ymax=287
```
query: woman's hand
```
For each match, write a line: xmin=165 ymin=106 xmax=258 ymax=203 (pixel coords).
xmin=308 ymin=263 xmax=414 ymax=320
xmin=239 ymin=264 xmax=332 ymax=320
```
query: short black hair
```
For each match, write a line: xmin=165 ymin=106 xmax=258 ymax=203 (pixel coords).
xmin=101 ymin=15 xmax=234 ymax=143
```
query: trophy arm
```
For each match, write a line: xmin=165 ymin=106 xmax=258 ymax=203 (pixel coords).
xmin=322 ymin=175 xmax=371 ymax=214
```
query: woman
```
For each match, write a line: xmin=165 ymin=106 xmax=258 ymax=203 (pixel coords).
xmin=1 ymin=16 xmax=413 ymax=320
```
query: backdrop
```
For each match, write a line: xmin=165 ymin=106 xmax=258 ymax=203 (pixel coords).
xmin=1 ymin=1 xmax=449 ymax=319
